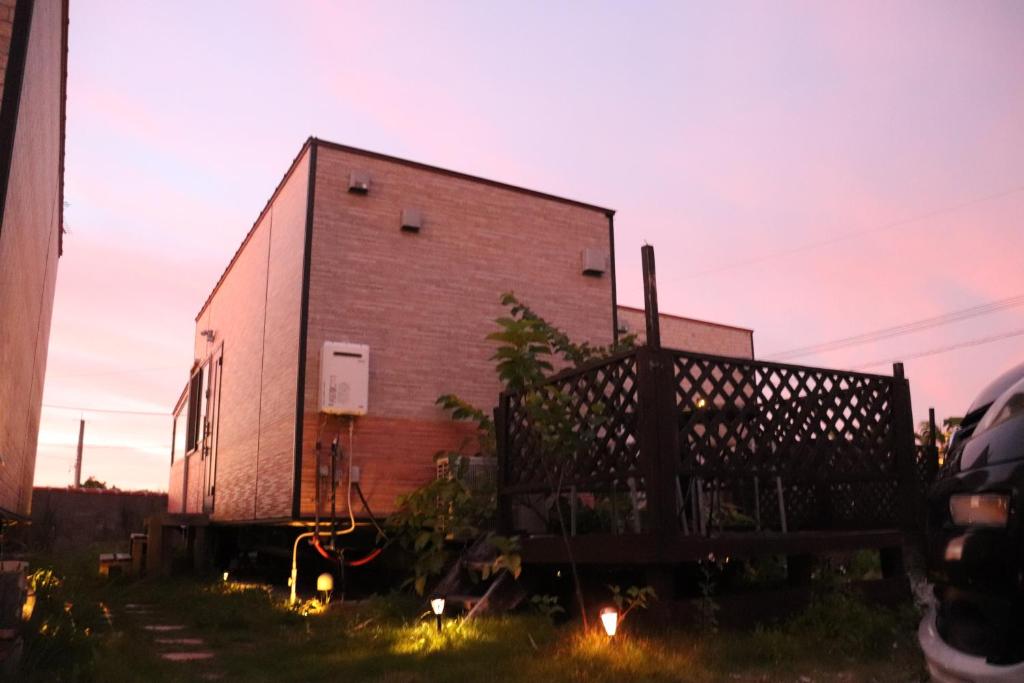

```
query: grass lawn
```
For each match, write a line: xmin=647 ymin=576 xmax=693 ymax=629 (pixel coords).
xmin=18 ymin=553 xmax=926 ymax=682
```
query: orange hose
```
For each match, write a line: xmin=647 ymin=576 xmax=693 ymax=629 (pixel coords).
xmin=346 ymin=548 xmax=383 ymax=567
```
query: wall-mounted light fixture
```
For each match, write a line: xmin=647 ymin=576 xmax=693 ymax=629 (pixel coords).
xmin=200 ymin=329 xmax=216 ymax=343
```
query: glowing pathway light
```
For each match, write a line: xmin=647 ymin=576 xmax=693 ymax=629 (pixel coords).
xmin=430 ymin=596 xmax=445 ymax=633
xmin=599 ymin=607 xmax=619 ymax=637
xmin=317 ymin=573 xmax=334 ymax=605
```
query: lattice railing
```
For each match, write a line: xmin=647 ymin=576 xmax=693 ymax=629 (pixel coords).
xmin=501 ymin=351 xmax=642 ymax=493
xmin=669 ymin=351 xmax=901 ymax=530
xmin=670 ymin=352 xmax=895 ymax=481
xmin=497 ymin=346 xmax=914 ymax=536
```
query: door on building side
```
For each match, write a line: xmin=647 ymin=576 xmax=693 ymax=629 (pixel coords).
xmin=202 ymin=347 xmax=223 ymax=514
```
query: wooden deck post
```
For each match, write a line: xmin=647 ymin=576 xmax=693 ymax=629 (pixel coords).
xmin=890 ymin=362 xmax=917 ymax=562
xmin=927 ymin=407 xmax=939 ymax=478
xmin=641 ymin=245 xmax=661 ymax=349
xmin=495 ymin=397 xmax=513 ymax=535
xmin=636 ymin=347 xmax=681 ymax=543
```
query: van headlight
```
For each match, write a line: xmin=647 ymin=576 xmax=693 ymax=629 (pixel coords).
xmin=949 ymin=493 xmax=1010 ymax=527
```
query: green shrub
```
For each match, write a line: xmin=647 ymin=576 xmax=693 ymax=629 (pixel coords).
xmin=20 ymin=567 xmax=104 ymax=680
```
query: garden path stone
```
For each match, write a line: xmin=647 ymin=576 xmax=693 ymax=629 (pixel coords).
xmin=143 ymin=624 xmax=187 ymax=632
xmin=118 ymin=599 xmax=224 ymax=677
xmin=160 ymin=651 xmax=216 ymax=662
xmin=154 ymin=637 xmax=206 ymax=646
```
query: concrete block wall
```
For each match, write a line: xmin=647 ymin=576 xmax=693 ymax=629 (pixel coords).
xmin=30 ymin=487 xmax=168 ymax=551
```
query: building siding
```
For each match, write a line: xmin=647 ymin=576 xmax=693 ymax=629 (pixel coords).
xmin=184 ymin=149 xmax=309 ymax=522
xmin=0 ymin=0 xmax=65 ymax=518
xmin=300 ymin=143 xmax=614 ymax=517
xmin=617 ymin=306 xmax=754 ymax=359
xmin=168 ymin=458 xmax=184 ymax=513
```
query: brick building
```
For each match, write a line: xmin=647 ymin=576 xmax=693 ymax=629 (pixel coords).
xmin=617 ymin=305 xmax=753 ymax=359
xmin=169 ymin=138 xmax=754 ymax=524
xmin=0 ymin=0 xmax=68 ymax=519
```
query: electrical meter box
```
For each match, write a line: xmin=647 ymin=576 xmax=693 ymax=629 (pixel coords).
xmin=319 ymin=342 xmax=369 ymax=415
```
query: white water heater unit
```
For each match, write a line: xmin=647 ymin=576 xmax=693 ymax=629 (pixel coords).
xmin=319 ymin=342 xmax=369 ymax=415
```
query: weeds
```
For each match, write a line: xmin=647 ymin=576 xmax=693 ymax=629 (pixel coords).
xmin=697 ymin=557 xmax=721 ymax=633
xmin=12 ymin=557 xmax=922 ymax=682
xmin=20 ymin=567 xmax=105 ymax=680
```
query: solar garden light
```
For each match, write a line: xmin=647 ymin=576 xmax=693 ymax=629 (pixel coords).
xmin=430 ymin=595 xmax=446 ymax=633
xmin=599 ymin=607 xmax=619 ymax=638
xmin=317 ymin=572 xmax=334 ymax=606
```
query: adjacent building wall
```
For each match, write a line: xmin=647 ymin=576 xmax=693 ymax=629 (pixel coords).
xmin=617 ymin=305 xmax=754 ymax=359
xmin=0 ymin=0 xmax=67 ymax=518
xmin=0 ymin=0 xmax=16 ymax=99
xmin=182 ymin=146 xmax=310 ymax=522
xmin=300 ymin=141 xmax=615 ymax=517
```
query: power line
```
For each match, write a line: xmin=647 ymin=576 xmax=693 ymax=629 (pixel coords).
xmin=677 ymin=184 xmax=1024 ymax=281
xmin=47 ymin=365 xmax=180 ymax=380
xmin=854 ymin=328 xmax=1024 ymax=370
xmin=42 ymin=404 xmax=170 ymax=417
xmin=37 ymin=443 xmax=169 ymax=451
xmin=766 ymin=294 xmax=1024 ymax=360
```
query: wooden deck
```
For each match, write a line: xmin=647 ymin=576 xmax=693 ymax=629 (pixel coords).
xmin=519 ymin=529 xmax=905 ymax=565
xmin=495 ymin=342 xmax=930 ymax=567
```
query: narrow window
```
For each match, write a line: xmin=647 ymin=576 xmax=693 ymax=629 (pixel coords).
xmin=185 ymin=364 xmax=209 ymax=453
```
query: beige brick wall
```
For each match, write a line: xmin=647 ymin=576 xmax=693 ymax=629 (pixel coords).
xmin=617 ymin=306 xmax=754 ymax=359
xmin=168 ymin=458 xmax=184 ymax=513
xmin=0 ymin=0 xmax=65 ymax=518
xmin=301 ymin=142 xmax=614 ymax=516
xmin=184 ymin=148 xmax=309 ymax=522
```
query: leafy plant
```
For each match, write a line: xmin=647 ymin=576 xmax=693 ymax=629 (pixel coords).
xmin=530 ymin=594 xmax=566 ymax=622
xmin=697 ymin=557 xmax=721 ymax=633
xmin=915 ymin=414 xmax=963 ymax=464
xmin=607 ymin=584 xmax=657 ymax=631
xmin=388 ymin=452 xmax=496 ymax=595
xmin=484 ymin=293 xmax=634 ymax=629
xmin=20 ymin=567 xmax=104 ymax=679
xmin=481 ymin=534 xmax=522 ymax=581
xmin=390 ymin=292 xmax=633 ymax=618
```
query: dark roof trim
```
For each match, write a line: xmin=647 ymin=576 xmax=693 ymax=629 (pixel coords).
xmin=0 ymin=0 xmax=35 ymax=240
xmin=291 ymin=140 xmax=317 ymax=520
xmin=313 ymin=137 xmax=615 ymax=216
xmin=617 ymin=304 xmax=754 ymax=334
xmin=195 ymin=138 xmax=314 ymax=320
xmin=609 ymin=213 xmax=619 ymax=344
xmin=57 ymin=0 xmax=68 ymax=256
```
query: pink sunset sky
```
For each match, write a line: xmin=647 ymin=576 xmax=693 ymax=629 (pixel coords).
xmin=37 ymin=1 xmax=1024 ymax=491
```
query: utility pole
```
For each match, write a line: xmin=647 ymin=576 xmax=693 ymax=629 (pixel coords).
xmin=74 ymin=417 xmax=84 ymax=487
